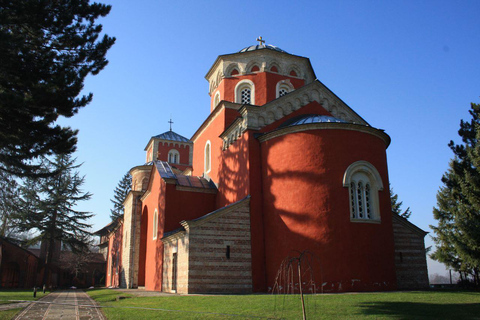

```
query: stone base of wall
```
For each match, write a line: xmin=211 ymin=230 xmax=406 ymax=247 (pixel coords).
xmin=392 ymin=214 xmax=429 ymax=289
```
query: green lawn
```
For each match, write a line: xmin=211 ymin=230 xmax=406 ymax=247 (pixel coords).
xmin=0 ymin=289 xmax=51 ymax=320
xmin=0 ymin=289 xmax=50 ymax=304
xmin=87 ymin=289 xmax=480 ymax=319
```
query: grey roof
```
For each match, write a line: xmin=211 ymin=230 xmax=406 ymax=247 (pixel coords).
xmin=154 ymin=161 xmax=216 ymax=189
xmin=154 ymin=160 xmax=177 ymax=179
xmin=279 ymin=114 xmax=347 ymax=128
xmin=153 ymin=131 xmax=192 ymax=143
xmin=239 ymin=44 xmax=288 ymax=53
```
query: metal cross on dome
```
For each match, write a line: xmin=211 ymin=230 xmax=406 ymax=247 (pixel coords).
xmin=168 ymin=118 xmax=174 ymax=131
xmin=256 ymin=36 xmax=265 ymax=46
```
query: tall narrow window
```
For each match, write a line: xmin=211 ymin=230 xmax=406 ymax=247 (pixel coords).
xmin=343 ymin=161 xmax=383 ymax=222
xmin=241 ymin=88 xmax=251 ymax=104
xmin=153 ymin=209 xmax=158 ymax=240
xmin=213 ymin=92 xmax=220 ymax=108
xmin=204 ymin=141 xmax=211 ymax=173
xmin=226 ymin=245 xmax=231 ymax=259
xmin=168 ymin=149 xmax=180 ymax=164
xmin=172 ymin=253 xmax=177 ymax=292
xmin=235 ymin=80 xmax=255 ymax=105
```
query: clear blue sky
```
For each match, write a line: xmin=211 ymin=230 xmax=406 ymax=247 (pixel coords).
xmin=61 ymin=0 xmax=480 ymax=278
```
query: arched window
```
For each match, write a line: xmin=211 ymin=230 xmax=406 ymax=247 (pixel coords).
xmin=168 ymin=149 xmax=180 ymax=164
xmin=153 ymin=209 xmax=158 ymax=240
xmin=213 ymin=91 xmax=220 ymax=108
xmin=270 ymin=66 xmax=278 ymax=73
xmin=235 ymin=80 xmax=255 ymax=105
xmin=230 ymin=68 xmax=239 ymax=76
xmin=204 ymin=140 xmax=211 ymax=173
xmin=276 ymin=80 xmax=294 ymax=98
xmin=343 ymin=161 xmax=383 ymax=222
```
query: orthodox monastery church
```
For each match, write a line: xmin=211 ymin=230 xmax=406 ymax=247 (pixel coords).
xmin=96 ymin=40 xmax=429 ymax=293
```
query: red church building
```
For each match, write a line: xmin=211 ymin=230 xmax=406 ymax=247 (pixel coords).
xmin=96 ymin=41 xmax=428 ymax=293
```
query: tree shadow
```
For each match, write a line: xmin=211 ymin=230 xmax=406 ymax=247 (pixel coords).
xmin=359 ymin=301 xmax=480 ymax=319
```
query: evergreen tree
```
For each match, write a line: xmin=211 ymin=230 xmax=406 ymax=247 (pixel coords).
xmin=18 ymin=154 xmax=93 ymax=286
xmin=0 ymin=0 xmax=115 ymax=177
xmin=0 ymin=170 xmax=21 ymax=237
xmin=110 ymin=172 xmax=131 ymax=220
xmin=430 ymin=102 xmax=480 ymax=286
xmin=390 ymin=185 xmax=412 ymax=219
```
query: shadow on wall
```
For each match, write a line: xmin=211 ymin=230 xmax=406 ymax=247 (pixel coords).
xmin=216 ymin=136 xmax=250 ymax=206
xmin=153 ymin=189 xmax=166 ymax=291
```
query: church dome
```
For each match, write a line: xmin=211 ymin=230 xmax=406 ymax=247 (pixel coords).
xmin=239 ymin=44 xmax=288 ymax=54
xmin=279 ymin=114 xmax=346 ymax=128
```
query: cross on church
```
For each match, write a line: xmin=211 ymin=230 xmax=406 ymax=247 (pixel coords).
xmin=168 ymin=118 xmax=174 ymax=131
xmin=256 ymin=36 xmax=265 ymax=46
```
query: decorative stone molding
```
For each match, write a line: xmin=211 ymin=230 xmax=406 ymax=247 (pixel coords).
xmin=206 ymin=49 xmax=316 ymax=95
xmin=220 ymin=80 xmax=373 ymax=150
xmin=257 ymin=122 xmax=390 ymax=147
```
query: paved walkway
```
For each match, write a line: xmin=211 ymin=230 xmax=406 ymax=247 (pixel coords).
xmin=13 ymin=290 xmax=104 ymax=320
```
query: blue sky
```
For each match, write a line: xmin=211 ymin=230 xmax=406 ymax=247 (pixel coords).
xmin=61 ymin=0 xmax=480 ymax=277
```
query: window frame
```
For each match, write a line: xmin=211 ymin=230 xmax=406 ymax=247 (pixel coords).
xmin=343 ymin=161 xmax=383 ymax=223
xmin=153 ymin=209 xmax=158 ymax=240
xmin=234 ymin=80 xmax=255 ymax=105
xmin=168 ymin=149 xmax=180 ymax=164
xmin=204 ymin=140 xmax=211 ymax=174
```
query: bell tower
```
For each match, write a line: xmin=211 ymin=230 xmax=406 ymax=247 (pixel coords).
xmin=205 ymin=38 xmax=317 ymax=112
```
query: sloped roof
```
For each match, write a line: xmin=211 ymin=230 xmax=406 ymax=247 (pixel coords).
xmin=152 ymin=130 xmax=192 ymax=143
xmin=279 ymin=114 xmax=347 ymax=128
xmin=154 ymin=161 xmax=216 ymax=190
xmin=239 ymin=44 xmax=287 ymax=53
xmin=93 ymin=216 xmax=123 ymax=235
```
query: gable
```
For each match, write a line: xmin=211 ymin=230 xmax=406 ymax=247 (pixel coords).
xmin=220 ymin=80 xmax=370 ymax=149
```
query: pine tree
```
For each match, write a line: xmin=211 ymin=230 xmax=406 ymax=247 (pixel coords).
xmin=18 ymin=154 xmax=93 ymax=286
xmin=110 ymin=172 xmax=131 ymax=220
xmin=430 ymin=102 xmax=480 ymax=286
xmin=0 ymin=170 xmax=21 ymax=237
xmin=390 ymin=185 xmax=412 ymax=219
xmin=0 ymin=0 xmax=115 ymax=177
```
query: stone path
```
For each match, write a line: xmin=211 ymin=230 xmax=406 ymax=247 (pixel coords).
xmin=13 ymin=290 xmax=104 ymax=320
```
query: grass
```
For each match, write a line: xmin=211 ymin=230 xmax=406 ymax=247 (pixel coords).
xmin=0 ymin=289 xmax=50 ymax=304
xmin=87 ymin=289 xmax=480 ymax=319
xmin=0 ymin=289 xmax=51 ymax=320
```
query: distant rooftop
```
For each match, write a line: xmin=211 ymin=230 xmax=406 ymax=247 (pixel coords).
xmin=153 ymin=130 xmax=192 ymax=143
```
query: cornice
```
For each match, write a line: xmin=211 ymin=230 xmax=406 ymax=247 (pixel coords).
xmin=221 ymin=80 xmax=373 ymax=149
xmin=191 ymin=101 xmax=242 ymax=142
xmin=257 ymin=122 xmax=391 ymax=147
xmin=181 ymin=196 xmax=250 ymax=229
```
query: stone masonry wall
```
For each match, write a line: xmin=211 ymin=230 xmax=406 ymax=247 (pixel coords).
xmin=187 ymin=199 xmax=252 ymax=293
xmin=121 ymin=191 xmax=143 ymax=288
xmin=392 ymin=214 xmax=429 ymax=289
xmin=162 ymin=234 xmax=189 ymax=293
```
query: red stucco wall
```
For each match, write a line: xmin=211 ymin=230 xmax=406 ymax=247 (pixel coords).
xmin=140 ymin=168 xmax=217 ymax=291
xmin=106 ymin=224 xmax=123 ymax=288
xmin=260 ymin=128 xmax=397 ymax=292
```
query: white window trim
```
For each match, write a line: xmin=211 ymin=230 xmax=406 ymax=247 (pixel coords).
xmin=168 ymin=149 xmax=180 ymax=164
xmin=213 ymin=91 xmax=221 ymax=108
xmin=276 ymin=80 xmax=295 ymax=98
xmin=153 ymin=209 xmax=158 ymax=240
xmin=204 ymin=140 xmax=211 ymax=174
xmin=234 ymin=79 xmax=255 ymax=105
xmin=343 ymin=160 xmax=383 ymax=223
